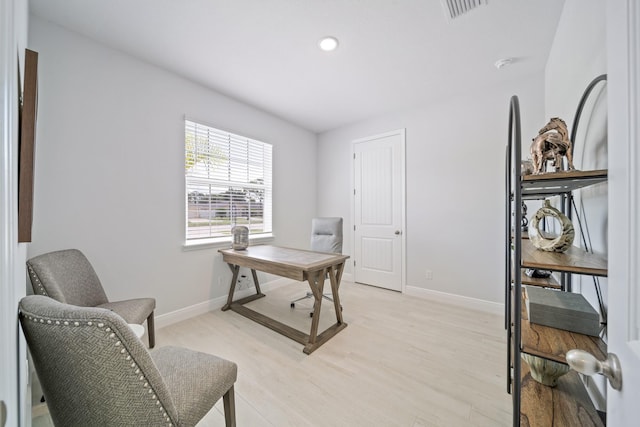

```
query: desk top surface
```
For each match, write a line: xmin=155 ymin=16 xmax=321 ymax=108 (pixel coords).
xmin=219 ymin=245 xmax=349 ymax=272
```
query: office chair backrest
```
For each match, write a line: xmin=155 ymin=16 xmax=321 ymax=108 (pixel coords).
xmin=310 ymin=217 xmax=343 ymax=254
xmin=27 ymin=249 xmax=109 ymax=307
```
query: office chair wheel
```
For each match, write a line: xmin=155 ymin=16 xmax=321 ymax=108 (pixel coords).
xmin=290 ymin=302 xmax=295 ymax=308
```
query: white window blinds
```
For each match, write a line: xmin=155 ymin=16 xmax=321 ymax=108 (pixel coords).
xmin=185 ymin=120 xmax=272 ymax=241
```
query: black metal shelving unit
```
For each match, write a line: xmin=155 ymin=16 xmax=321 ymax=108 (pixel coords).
xmin=505 ymin=75 xmax=609 ymax=426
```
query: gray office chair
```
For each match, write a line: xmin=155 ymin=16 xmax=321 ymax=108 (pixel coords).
xmin=19 ymin=295 xmax=237 ymax=427
xmin=27 ymin=249 xmax=157 ymax=348
xmin=290 ymin=217 xmax=343 ymax=315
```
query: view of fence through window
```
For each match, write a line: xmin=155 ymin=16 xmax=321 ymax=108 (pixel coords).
xmin=185 ymin=120 xmax=272 ymax=241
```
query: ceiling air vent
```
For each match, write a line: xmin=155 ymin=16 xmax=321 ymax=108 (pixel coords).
xmin=441 ymin=0 xmax=488 ymax=20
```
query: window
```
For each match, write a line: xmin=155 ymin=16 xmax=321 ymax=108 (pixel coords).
xmin=185 ymin=120 xmax=272 ymax=242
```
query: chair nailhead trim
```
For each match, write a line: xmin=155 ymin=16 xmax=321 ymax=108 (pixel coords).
xmin=27 ymin=266 xmax=48 ymax=296
xmin=20 ymin=311 xmax=175 ymax=425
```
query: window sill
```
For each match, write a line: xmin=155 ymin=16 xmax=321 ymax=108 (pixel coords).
xmin=182 ymin=233 xmax=275 ymax=251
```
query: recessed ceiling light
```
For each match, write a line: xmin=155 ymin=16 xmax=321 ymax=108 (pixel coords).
xmin=318 ymin=36 xmax=339 ymax=52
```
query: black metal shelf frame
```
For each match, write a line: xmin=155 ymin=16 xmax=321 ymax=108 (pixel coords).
xmin=504 ymin=74 xmax=608 ymax=427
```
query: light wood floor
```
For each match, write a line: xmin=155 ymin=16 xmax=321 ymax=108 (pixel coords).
xmin=160 ymin=281 xmax=512 ymax=426
xmin=33 ymin=280 xmax=512 ymax=426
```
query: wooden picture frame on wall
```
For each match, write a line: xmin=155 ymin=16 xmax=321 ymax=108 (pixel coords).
xmin=18 ymin=49 xmax=38 ymax=242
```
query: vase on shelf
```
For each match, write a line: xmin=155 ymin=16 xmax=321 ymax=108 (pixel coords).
xmin=522 ymin=353 xmax=570 ymax=387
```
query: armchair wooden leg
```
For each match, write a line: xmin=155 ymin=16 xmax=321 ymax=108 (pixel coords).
xmin=146 ymin=311 xmax=155 ymax=348
xmin=223 ymin=385 xmax=236 ymax=427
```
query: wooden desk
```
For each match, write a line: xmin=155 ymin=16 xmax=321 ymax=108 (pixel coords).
xmin=219 ymin=245 xmax=349 ymax=354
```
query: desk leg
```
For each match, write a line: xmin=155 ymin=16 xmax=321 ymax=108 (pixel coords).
xmin=307 ymin=269 xmax=325 ymax=346
xmin=250 ymin=269 xmax=262 ymax=294
xmin=222 ymin=264 xmax=241 ymax=311
xmin=329 ymin=263 xmax=345 ymax=324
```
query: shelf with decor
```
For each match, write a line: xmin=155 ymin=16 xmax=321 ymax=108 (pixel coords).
xmin=520 ymin=362 xmax=605 ymax=426
xmin=521 ymin=238 xmax=608 ymax=277
xmin=504 ymin=74 xmax=608 ymax=427
xmin=521 ymin=169 xmax=608 ymax=199
xmin=520 ymin=289 xmax=607 ymax=365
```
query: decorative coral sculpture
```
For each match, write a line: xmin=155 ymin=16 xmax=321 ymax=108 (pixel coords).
xmin=530 ymin=117 xmax=575 ymax=174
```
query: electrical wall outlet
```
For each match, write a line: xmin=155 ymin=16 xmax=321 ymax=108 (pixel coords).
xmin=237 ymin=274 xmax=248 ymax=289
xmin=425 ymin=270 xmax=433 ymax=280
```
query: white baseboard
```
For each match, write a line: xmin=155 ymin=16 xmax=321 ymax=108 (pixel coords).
xmin=155 ymin=276 xmax=293 ymax=329
xmin=156 ymin=278 xmax=501 ymax=329
xmin=404 ymin=285 xmax=503 ymax=315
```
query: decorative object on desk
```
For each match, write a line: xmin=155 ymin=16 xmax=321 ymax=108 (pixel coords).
xmin=528 ymin=200 xmax=575 ymax=252
xmin=530 ymin=117 xmax=575 ymax=174
xmin=525 ymin=286 xmax=600 ymax=336
xmin=232 ymin=225 xmax=249 ymax=250
xmin=522 ymin=353 xmax=570 ymax=387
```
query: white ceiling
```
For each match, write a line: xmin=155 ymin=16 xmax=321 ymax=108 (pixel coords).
xmin=29 ymin=0 xmax=565 ymax=133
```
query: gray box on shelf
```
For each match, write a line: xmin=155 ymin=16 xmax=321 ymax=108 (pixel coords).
xmin=525 ymin=286 xmax=600 ymax=336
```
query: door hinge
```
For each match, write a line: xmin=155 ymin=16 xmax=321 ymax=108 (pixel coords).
xmin=353 ymin=260 xmax=356 ymax=267
xmin=354 ymin=225 xmax=356 ymax=231
xmin=353 ymin=153 xmax=356 ymax=159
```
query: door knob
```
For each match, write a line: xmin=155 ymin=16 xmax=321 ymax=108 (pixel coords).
xmin=566 ymin=349 xmax=622 ymax=391
xmin=394 ymin=230 xmax=402 ymax=235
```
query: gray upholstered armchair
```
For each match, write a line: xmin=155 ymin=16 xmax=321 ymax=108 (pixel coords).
xmin=27 ymin=249 xmax=157 ymax=347
xmin=19 ymin=295 xmax=237 ymax=427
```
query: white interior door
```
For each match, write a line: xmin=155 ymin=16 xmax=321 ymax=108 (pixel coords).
xmin=606 ymin=1 xmax=640 ymax=424
xmin=353 ymin=130 xmax=405 ymax=291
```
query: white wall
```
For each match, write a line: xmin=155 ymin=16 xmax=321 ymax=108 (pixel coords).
xmin=545 ymin=0 xmax=607 ymax=257
xmin=544 ymin=0 xmax=608 ymax=407
xmin=317 ymin=73 xmax=546 ymax=304
xmin=28 ymin=16 xmax=317 ymax=317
